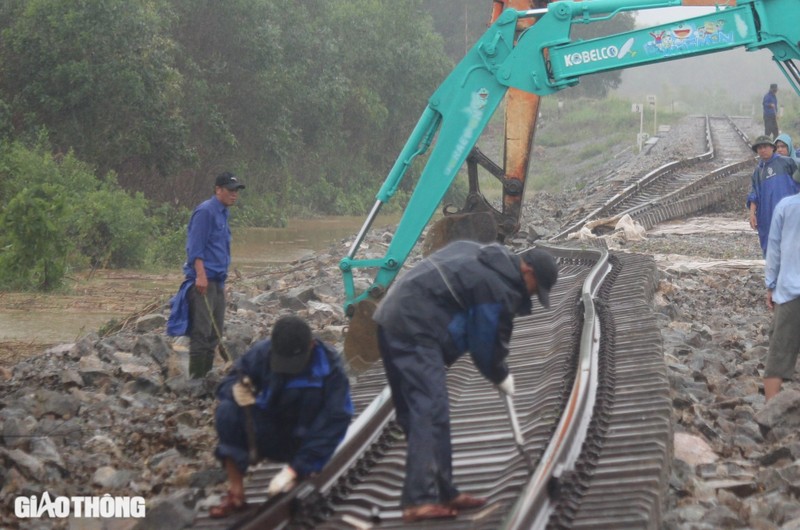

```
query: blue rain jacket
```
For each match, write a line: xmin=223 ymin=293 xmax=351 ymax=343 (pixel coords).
xmin=215 ymin=338 xmax=353 ymax=476
xmin=746 ymin=153 xmax=799 ymax=256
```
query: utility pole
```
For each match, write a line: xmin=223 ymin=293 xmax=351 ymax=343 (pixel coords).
xmin=647 ymin=94 xmax=657 ymax=136
xmin=632 ymin=103 xmax=644 ymax=152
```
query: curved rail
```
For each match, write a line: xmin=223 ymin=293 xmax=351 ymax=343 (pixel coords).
xmin=505 ymin=244 xmax=611 ymax=529
xmin=193 ymin=244 xmax=668 ymax=530
xmin=553 ymin=115 xmax=753 ymax=240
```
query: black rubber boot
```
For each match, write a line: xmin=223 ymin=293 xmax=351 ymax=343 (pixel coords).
xmin=189 ymin=353 xmax=210 ymax=378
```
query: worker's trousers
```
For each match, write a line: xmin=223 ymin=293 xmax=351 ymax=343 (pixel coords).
xmin=378 ymin=327 xmax=460 ymax=507
xmin=188 ymin=281 xmax=225 ymax=378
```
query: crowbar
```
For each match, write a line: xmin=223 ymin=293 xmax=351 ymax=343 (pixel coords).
xmin=500 ymin=391 xmax=535 ymax=472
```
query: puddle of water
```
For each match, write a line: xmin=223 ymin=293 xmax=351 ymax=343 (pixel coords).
xmin=231 ymin=215 xmax=398 ymax=273
xmin=0 ymin=311 xmax=117 ymax=344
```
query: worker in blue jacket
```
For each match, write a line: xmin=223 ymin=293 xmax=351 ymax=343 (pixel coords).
xmin=746 ymin=135 xmax=799 ymax=256
xmin=373 ymin=240 xmax=558 ymax=522
xmin=167 ymin=172 xmax=245 ymax=378
xmin=209 ymin=316 xmax=353 ymax=518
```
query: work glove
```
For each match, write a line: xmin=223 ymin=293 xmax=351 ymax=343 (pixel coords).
xmin=496 ymin=374 xmax=515 ymax=397
xmin=232 ymin=376 xmax=256 ymax=407
xmin=267 ymin=465 xmax=297 ymax=496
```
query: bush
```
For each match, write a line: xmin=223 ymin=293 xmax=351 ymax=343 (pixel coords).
xmin=0 ymin=183 xmax=69 ymax=290
xmin=145 ymin=203 xmax=190 ymax=269
xmin=0 ymin=140 xmax=183 ymax=289
xmin=70 ymin=185 xmax=154 ymax=268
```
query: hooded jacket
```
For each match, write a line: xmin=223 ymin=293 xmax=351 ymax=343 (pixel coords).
xmin=373 ymin=240 xmax=532 ymax=384
xmin=775 ymin=133 xmax=800 ymax=166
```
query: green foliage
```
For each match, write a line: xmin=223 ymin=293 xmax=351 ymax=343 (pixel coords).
xmin=0 ymin=183 xmax=69 ymax=290
xmin=0 ymin=140 xmax=187 ymax=289
xmin=526 ymin=96 xmax=683 ymax=192
xmin=71 ymin=185 xmax=154 ymax=269
xmin=0 ymin=0 xmax=453 ymax=217
xmin=536 ymin=97 xmax=640 ymax=147
xmin=145 ymin=203 xmax=189 ymax=268
xmin=232 ymin=193 xmax=287 ymax=229
xmin=0 ymin=0 xmax=191 ymax=189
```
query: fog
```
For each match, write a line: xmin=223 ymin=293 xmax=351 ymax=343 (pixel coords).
xmin=614 ymin=48 xmax=779 ymax=113
xmin=612 ymin=8 xmax=784 ymax=114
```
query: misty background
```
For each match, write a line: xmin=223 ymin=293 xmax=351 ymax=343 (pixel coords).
xmin=617 ymin=7 xmax=782 ymax=116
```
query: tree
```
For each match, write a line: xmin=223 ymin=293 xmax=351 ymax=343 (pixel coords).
xmin=0 ymin=0 xmax=192 ymax=197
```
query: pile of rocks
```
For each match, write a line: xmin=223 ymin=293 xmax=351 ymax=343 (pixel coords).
xmin=0 ymin=224 xmax=425 ymax=529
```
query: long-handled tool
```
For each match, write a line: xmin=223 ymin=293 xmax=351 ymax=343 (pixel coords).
xmin=203 ymin=292 xmax=231 ymax=362
xmin=500 ymin=391 xmax=534 ymax=472
xmin=233 ymin=376 xmax=260 ymax=464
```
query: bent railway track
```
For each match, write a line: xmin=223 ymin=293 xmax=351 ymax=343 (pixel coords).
xmin=193 ymin=115 xmax=750 ymax=529
xmin=194 ymin=245 xmax=668 ymax=530
xmin=553 ymin=115 xmax=754 ymax=239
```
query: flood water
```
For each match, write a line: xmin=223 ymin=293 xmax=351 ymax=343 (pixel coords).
xmin=231 ymin=215 xmax=398 ymax=274
xmin=0 ymin=214 xmax=399 ymax=345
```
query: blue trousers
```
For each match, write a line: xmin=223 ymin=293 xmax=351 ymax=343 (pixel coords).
xmin=378 ymin=328 xmax=459 ymax=507
xmin=214 ymin=399 xmax=294 ymax=474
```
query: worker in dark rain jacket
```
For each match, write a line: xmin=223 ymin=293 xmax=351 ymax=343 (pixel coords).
xmin=209 ymin=316 xmax=353 ymax=518
xmin=747 ymin=135 xmax=799 ymax=257
xmin=372 ymin=240 xmax=558 ymax=523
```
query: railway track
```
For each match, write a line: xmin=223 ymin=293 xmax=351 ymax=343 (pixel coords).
xmin=554 ymin=115 xmax=754 ymax=239
xmin=193 ymin=245 xmax=668 ymax=530
xmin=193 ymin=114 xmax=751 ymax=529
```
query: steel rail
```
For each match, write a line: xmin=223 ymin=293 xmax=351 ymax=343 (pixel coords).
xmin=553 ymin=114 xmax=753 ymax=240
xmin=504 ymin=244 xmax=611 ymax=529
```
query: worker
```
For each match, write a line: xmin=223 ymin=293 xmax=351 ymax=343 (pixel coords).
xmin=746 ymin=135 xmax=799 ymax=257
xmin=167 ymin=172 xmax=245 ymax=378
xmin=774 ymin=133 xmax=800 ymax=164
xmin=209 ymin=316 xmax=353 ymax=518
xmin=372 ymin=240 xmax=558 ymax=522
xmin=763 ymin=192 xmax=800 ymax=401
xmin=763 ymin=83 xmax=779 ymax=138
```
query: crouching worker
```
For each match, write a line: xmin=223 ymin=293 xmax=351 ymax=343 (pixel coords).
xmin=209 ymin=316 xmax=353 ymax=518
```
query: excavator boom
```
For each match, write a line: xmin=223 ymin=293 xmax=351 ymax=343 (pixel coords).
xmin=340 ymin=0 xmax=800 ymax=366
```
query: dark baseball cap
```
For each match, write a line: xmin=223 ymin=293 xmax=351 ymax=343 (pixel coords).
xmin=270 ymin=316 xmax=313 ymax=374
xmin=215 ymin=172 xmax=245 ymax=190
xmin=520 ymin=248 xmax=558 ymax=308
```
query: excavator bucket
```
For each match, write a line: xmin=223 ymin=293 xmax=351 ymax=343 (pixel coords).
xmin=423 ymin=211 xmax=498 ymax=256
xmin=343 ymin=298 xmax=381 ymax=373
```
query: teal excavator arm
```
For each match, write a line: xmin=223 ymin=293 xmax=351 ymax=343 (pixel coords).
xmin=340 ymin=0 xmax=800 ymax=322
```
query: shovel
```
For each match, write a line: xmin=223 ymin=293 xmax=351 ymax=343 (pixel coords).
xmin=500 ymin=391 xmax=534 ymax=472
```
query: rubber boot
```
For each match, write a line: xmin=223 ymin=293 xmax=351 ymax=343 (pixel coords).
xmin=189 ymin=353 xmax=210 ymax=378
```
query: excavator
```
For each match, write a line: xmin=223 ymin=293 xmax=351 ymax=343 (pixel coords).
xmin=341 ymin=0 xmax=800 ymax=366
